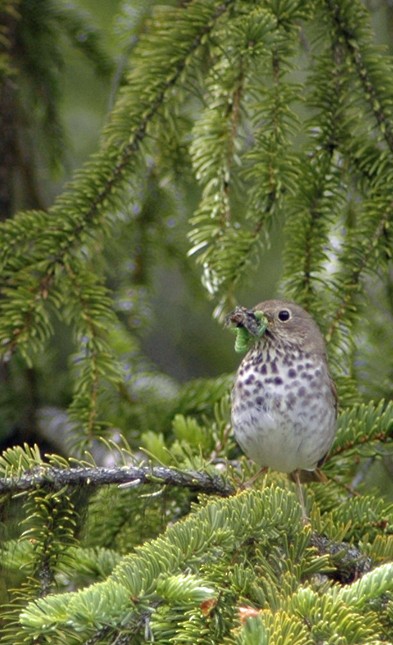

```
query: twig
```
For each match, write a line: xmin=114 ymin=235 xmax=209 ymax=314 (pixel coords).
xmin=0 ymin=464 xmax=234 ymax=497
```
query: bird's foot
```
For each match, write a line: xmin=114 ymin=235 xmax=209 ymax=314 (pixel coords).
xmin=238 ymin=466 xmax=268 ymax=491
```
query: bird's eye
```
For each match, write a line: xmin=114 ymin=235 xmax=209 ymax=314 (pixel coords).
xmin=278 ymin=309 xmax=291 ymax=322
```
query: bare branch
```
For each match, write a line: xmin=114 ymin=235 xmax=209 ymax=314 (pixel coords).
xmin=0 ymin=464 xmax=234 ymax=497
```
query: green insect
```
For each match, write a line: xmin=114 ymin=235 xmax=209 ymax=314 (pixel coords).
xmin=226 ymin=307 xmax=268 ymax=354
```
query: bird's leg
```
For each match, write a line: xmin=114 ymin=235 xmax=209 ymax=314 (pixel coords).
xmin=313 ymin=468 xmax=360 ymax=496
xmin=292 ymin=469 xmax=309 ymax=523
xmin=314 ymin=467 xmax=328 ymax=483
xmin=239 ymin=465 xmax=268 ymax=490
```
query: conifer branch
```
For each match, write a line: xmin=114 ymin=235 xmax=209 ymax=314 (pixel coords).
xmin=0 ymin=0 xmax=234 ymax=359
xmin=0 ymin=464 xmax=234 ymax=496
xmin=325 ymin=0 xmax=393 ymax=152
xmin=326 ymin=204 xmax=391 ymax=344
xmin=328 ymin=428 xmax=391 ymax=459
xmin=63 ymin=262 xmax=121 ymax=436
xmin=294 ymin=42 xmax=345 ymax=310
xmin=237 ymin=47 xmax=289 ymax=280
xmin=17 ymin=487 xmax=391 ymax=642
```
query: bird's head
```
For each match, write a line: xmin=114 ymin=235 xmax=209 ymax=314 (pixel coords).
xmin=253 ymin=299 xmax=326 ymax=355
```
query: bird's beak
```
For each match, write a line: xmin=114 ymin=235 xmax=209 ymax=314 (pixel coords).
xmin=226 ymin=306 xmax=268 ymax=337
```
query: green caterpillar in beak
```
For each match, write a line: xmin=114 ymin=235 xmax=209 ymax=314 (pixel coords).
xmin=226 ymin=306 xmax=268 ymax=353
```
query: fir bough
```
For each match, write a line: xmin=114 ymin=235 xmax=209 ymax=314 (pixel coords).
xmin=13 ymin=488 xmax=393 ymax=644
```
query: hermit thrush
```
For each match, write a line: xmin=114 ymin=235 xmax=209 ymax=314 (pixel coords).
xmin=229 ymin=300 xmax=337 ymax=514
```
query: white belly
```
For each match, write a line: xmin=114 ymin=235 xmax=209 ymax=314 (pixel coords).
xmin=231 ymin=355 xmax=336 ymax=473
xmin=233 ymin=405 xmax=335 ymax=472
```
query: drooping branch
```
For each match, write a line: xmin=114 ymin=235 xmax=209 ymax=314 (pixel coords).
xmin=0 ymin=0 xmax=234 ymax=360
xmin=325 ymin=0 xmax=393 ymax=153
xmin=326 ymin=203 xmax=392 ymax=345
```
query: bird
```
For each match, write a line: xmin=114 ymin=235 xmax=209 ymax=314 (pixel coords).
xmin=228 ymin=299 xmax=337 ymax=518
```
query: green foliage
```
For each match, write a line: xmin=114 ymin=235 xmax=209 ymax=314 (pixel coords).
xmin=0 ymin=447 xmax=80 ymax=642
xmin=0 ymin=443 xmax=43 ymax=478
xmin=327 ymin=400 xmax=393 ymax=472
xmin=9 ymin=488 xmax=392 ymax=643
xmin=189 ymin=0 xmax=307 ymax=313
xmin=0 ymin=0 xmax=237 ymax=439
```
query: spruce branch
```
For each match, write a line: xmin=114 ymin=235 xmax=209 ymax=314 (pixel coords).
xmin=18 ymin=487 xmax=392 ymax=643
xmin=323 ymin=400 xmax=393 ymax=470
xmin=325 ymin=0 xmax=393 ymax=152
xmin=62 ymin=261 xmax=123 ymax=437
xmin=189 ymin=5 xmax=304 ymax=310
xmin=326 ymin=202 xmax=391 ymax=345
xmin=0 ymin=464 xmax=234 ymax=497
xmin=236 ymin=45 xmax=297 ymax=288
xmin=0 ymin=0 xmax=234 ymax=360
xmin=328 ymin=428 xmax=391 ymax=460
